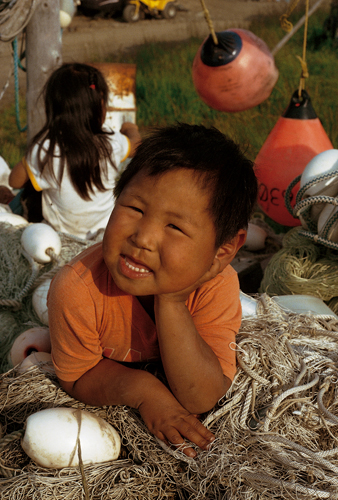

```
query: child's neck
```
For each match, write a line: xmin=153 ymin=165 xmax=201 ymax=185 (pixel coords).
xmin=137 ymin=295 xmax=155 ymax=323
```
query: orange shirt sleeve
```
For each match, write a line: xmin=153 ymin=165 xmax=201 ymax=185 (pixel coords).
xmin=47 ymin=263 xmax=104 ymax=382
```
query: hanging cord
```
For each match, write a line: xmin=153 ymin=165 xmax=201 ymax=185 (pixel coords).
xmin=199 ymin=0 xmax=218 ymax=45
xmin=279 ymin=0 xmax=310 ymax=96
xmin=12 ymin=36 xmax=27 ymax=132
xmin=280 ymin=0 xmax=301 ymax=32
xmin=297 ymin=0 xmax=310 ymax=96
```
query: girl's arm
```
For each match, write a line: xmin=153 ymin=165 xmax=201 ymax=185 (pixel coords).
xmin=9 ymin=160 xmax=29 ymax=188
xmin=120 ymin=122 xmax=141 ymax=157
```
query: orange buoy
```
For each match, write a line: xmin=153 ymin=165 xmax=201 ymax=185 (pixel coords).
xmin=255 ymin=89 xmax=333 ymax=227
xmin=192 ymin=29 xmax=279 ymax=113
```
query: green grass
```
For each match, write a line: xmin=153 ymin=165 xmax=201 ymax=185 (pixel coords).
xmin=0 ymin=96 xmax=27 ymax=168
xmin=1 ymin=7 xmax=337 ymax=171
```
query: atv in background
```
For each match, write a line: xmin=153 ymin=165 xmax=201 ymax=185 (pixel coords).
xmin=122 ymin=0 xmax=178 ymax=22
xmin=78 ymin=0 xmax=178 ymax=21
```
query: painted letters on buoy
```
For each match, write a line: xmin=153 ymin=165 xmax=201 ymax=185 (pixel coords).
xmin=255 ymin=90 xmax=333 ymax=226
xmin=192 ymin=29 xmax=279 ymax=113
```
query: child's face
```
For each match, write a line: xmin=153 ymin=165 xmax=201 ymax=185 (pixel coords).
xmin=103 ymin=168 xmax=226 ymax=297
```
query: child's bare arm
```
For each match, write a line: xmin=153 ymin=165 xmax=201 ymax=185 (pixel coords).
xmin=9 ymin=160 xmax=29 ymax=188
xmin=120 ymin=122 xmax=141 ymax=157
xmin=154 ymin=260 xmax=231 ymax=415
xmin=59 ymin=358 xmax=214 ymax=458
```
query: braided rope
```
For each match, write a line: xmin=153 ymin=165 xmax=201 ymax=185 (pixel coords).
xmin=12 ymin=36 xmax=27 ymax=132
xmin=317 ymin=379 xmax=338 ymax=425
xmin=262 ymin=374 xmax=319 ymax=432
xmin=236 ymin=352 xmax=270 ymax=386
xmin=242 ymin=470 xmax=330 ymax=498
xmin=284 ymin=174 xmax=301 ymax=216
xmin=321 ymin=208 xmax=338 ymax=240
xmin=298 ymin=229 xmax=338 ymax=250
xmin=294 ymin=194 xmax=338 ymax=217
xmin=256 ymin=433 xmax=338 ymax=476
xmin=295 ymin=169 xmax=338 ymax=204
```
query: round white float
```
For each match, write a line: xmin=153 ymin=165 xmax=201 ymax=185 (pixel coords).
xmin=300 ymin=149 xmax=338 ymax=197
xmin=0 ymin=212 xmax=28 ymax=226
xmin=32 ymin=279 xmax=52 ymax=325
xmin=21 ymin=407 xmax=121 ymax=468
xmin=21 ymin=223 xmax=61 ymax=263
xmin=243 ymin=223 xmax=267 ymax=251
xmin=10 ymin=327 xmax=51 ymax=367
xmin=240 ymin=291 xmax=258 ymax=318
xmin=18 ymin=352 xmax=55 ymax=375
xmin=60 ymin=0 xmax=77 ymax=28
xmin=317 ymin=203 xmax=338 ymax=243
xmin=272 ymin=294 xmax=338 ymax=318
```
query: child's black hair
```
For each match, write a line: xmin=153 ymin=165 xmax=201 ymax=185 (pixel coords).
xmin=114 ymin=123 xmax=258 ymax=248
xmin=28 ymin=63 xmax=116 ymax=200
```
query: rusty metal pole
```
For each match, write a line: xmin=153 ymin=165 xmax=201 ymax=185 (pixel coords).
xmin=25 ymin=0 xmax=62 ymax=143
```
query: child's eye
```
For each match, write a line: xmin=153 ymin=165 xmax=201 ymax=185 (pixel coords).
xmin=168 ymin=223 xmax=183 ymax=233
xmin=129 ymin=206 xmax=143 ymax=214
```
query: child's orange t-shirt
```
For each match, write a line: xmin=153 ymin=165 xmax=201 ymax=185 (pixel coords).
xmin=47 ymin=243 xmax=242 ymax=383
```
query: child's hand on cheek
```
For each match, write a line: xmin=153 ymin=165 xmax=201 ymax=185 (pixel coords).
xmin=158 ymin=256 xmax=224 ymax=304
xmin=138 ymin=391 xmax=214 ymax=459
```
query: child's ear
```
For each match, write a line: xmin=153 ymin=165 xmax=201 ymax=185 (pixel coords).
xmin=214 ymin=229 xmax=247 ymax=271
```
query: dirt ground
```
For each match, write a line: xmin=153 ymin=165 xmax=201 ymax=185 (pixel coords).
xmin=0 ymin=0 xmax=296 ymax=111
xmin=60 ymin=0 xmax=288 ymax=62
xmin=0 ymin=0 xmax=332 ymax=112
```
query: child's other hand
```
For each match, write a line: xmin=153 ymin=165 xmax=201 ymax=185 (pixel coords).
xmin=120 ymin=122 xmax=141 ymax=157
xmin=138 ymin=395 xmax=214 ymax=458
xmin=120 ymin=122 xmax=139 ymax=134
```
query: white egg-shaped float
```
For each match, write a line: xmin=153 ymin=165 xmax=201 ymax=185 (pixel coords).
xmin=18 ymin=352 xmax=55 ymax=375
xmin=240 ymin=291 xmax=258 ymax=318
xmin=9 ymin=327 xmax=51 ymax=367
xmin=0 ymin=212 xmax=28 ymax=226
xmin=272 ymin=294 xmax=338 ymax=319
xmin=22 ymin=407 xmax=121 ymax=468
xmin=21 ymin=223 xmax=61 ymax=264
xmin=317 ymin=202 xmax=338 ymax=242
xmin=300 ymin=149 xmax=338 ymax=197
xmin=0 ymin=204 xmax=12 ymax=213
xmin=0 ymin=155 xmax=11 ymax=187
xmin=243 ymin=223 xmax=267 ymax=252
xmin=32 ymin=279 xmax=52 ymax=325
xmin=60 ymin=0 xmax=77 ymax=28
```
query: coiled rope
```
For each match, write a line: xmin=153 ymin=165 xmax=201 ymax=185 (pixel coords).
xmin=0 ymin=0 xmax=40 ymax=42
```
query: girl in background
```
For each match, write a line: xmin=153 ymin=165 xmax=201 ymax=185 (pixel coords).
xmin=9 ymin=62 xmax=140 ymax=239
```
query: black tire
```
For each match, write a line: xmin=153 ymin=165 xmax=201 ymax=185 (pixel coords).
xmin=162 ymin=2 xmax=176 ymax=19
xmin=123 ymin=4 xmax=140 ymax=22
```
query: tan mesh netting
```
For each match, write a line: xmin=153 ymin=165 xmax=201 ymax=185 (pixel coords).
xmin=0 ymin=222 xmax=337 ymax=499
xmin=0 ymin=296 xmax=337 ymax=499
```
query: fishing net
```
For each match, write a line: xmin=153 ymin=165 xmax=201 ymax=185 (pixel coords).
xmin=260 ymin=226 xmax=338 ymax=314
xmin=0 ymin=221 xmax=98 ymax=372
xmin=0 ymin=294 xmax=337 ymax=499
xmin=0 ymin=222 xmax=337 ymax=499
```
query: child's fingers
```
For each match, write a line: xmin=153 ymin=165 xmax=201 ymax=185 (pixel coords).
xmin=163 ymin=417 xmax=214 ymax=458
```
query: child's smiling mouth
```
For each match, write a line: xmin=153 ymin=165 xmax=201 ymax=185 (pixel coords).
xmin=122 ymin=255 xmax=153 ymax=276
